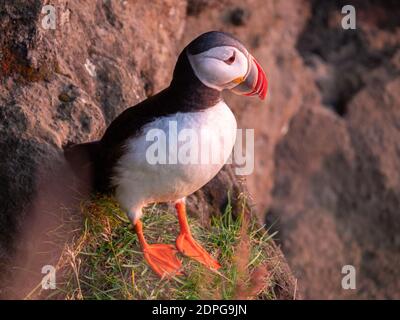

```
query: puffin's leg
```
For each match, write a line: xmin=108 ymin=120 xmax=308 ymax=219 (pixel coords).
xmin=134 ymin=220 xmax=183 ymax=278
xmin=175 ymin=198 xmax=221 ymax=270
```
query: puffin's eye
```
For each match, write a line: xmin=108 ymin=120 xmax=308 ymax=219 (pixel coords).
xmin=224 ymin=52 xmax=236 ymax=65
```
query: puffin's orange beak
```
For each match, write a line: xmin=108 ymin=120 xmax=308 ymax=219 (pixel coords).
xmin=231 ymin=55 xmax=268 ymax=100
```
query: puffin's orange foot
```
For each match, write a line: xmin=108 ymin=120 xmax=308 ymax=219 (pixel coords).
xmin=143 ymin=244 xmax=183 ymax=278
xmin=176 ymin=232 xmax=221 ymax=270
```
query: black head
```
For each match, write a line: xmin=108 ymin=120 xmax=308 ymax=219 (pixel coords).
xmin=186 ymin=31 xmax=248 ymax=56
xmin=170 ymin=31 xmax=268 ymax=108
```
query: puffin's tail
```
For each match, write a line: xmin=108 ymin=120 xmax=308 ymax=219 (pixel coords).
xmin=63 ymin=141 xmax=101 ymax=192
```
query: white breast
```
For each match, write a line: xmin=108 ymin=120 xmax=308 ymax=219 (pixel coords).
xmin=112 ymin=100 xmax=237 ymax=218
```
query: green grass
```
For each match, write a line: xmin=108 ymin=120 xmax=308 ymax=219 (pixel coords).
xmin=41 ymin=193 xmax=276 ymax=300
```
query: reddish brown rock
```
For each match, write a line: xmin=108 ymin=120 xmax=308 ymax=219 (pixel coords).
xmin=267 ymin=1 xmax=400 ymax=299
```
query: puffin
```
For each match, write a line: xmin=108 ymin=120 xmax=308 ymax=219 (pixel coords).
xmin=64 ymin=31 xmax=267 ymax=278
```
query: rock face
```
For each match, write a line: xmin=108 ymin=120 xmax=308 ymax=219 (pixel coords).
xmin=2 ymin=0 xmax=399 ymax=299
xmin=0 ymin=0 xmax=296 ymax=299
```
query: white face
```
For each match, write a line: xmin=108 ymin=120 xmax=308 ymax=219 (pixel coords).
xmin=187 ymin=46 xmax=249 ymax=91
